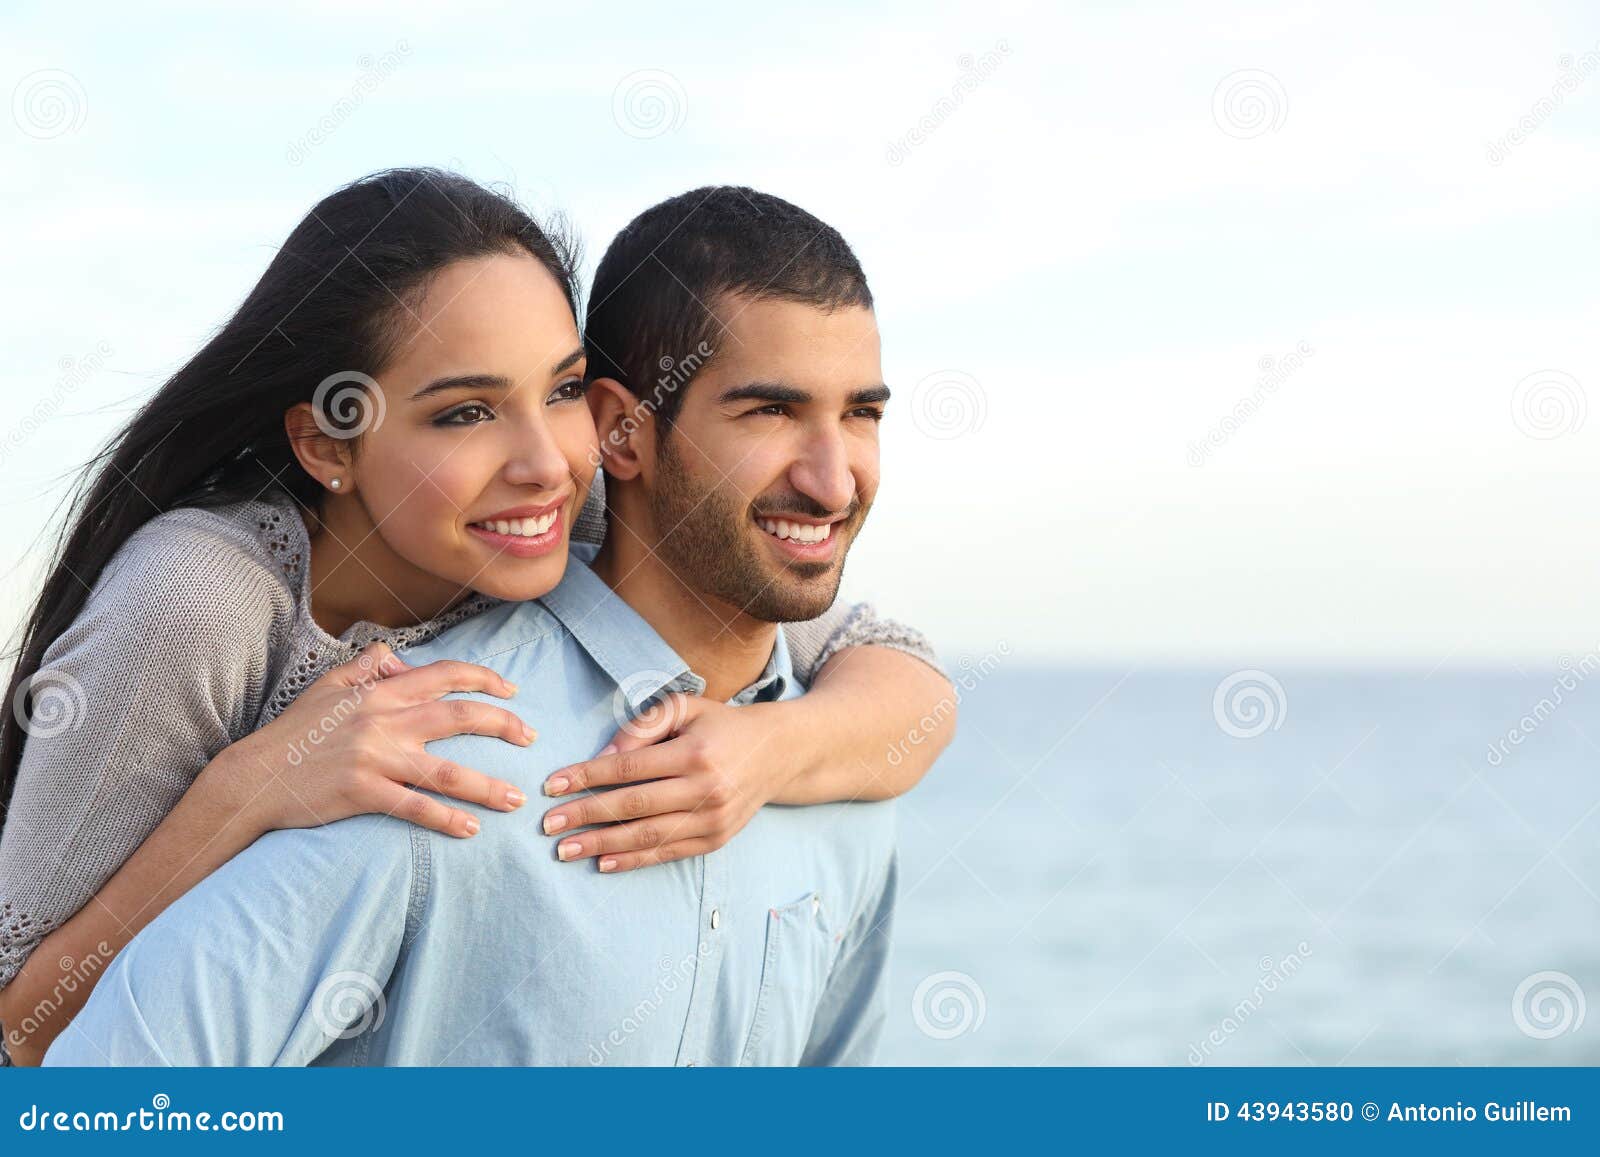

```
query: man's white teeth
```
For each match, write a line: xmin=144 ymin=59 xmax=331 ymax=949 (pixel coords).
xmin=477 ymin=512 xmax=557 ymax=537
xmin=757 ymin=517 xmax=832 ymax=544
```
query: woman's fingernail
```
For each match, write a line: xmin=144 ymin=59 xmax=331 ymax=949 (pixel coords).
xmin=599 ymin=858 xmax=619 ymax=873
xmin=599 ymin=743 xmax=618 ymax=758
xmin=544 ymin=812 xmax=569 ymax=834
xmin=463 ymin=817 xmax=480 ymax=836
xmin=521 ymin=724 xmax=537 ymax=744
xmin=557 ymin=840 xmax=582 ymax=861
xmin=502 ymin=681 xmax=518 ymax=696
xmin=544 ymin=775 xmax=570 ymax=796
xmin=505 ymin=788 xmax=527 ymax=809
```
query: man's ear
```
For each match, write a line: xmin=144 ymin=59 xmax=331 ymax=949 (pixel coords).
xmin=586 ymin=377 xmax=652 ymax=482
xmin=284 ymin=403 xmax=354 ymax=492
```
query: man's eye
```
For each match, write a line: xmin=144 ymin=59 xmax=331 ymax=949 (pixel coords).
xmin=435 ymin=403 xmax=494 ymax=426
xmin=747 ymin=404 xmax=786 ymax=417
xmin=850 ymin=408 xmax=885 ymax=422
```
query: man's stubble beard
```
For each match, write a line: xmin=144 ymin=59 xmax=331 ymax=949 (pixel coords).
xmin=647 ymin=434 xmax=855 ymax=623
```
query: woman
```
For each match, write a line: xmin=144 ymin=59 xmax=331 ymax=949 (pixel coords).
xmin=0 ymin=169 xmax=953 ymax=1064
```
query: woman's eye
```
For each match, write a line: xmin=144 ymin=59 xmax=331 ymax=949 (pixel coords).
xmin=548 ymin=378 xmax=588 ymax=403
xmin=435 ymin=403 xmax=495 ymax=426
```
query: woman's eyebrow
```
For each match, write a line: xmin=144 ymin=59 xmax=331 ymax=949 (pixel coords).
xmin=550 ymin=346 xmax=586 ymax=376
xmin=410 ymin=373 xmax=512 ymax=401
xmin=409 ymin=348 xmax=586 ymax=401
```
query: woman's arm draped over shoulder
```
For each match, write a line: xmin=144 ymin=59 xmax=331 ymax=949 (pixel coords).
xmin=0 ymin=518 xmax=289 ymax=1060
xmin=769 ymin=600 xmax=956 ymax=805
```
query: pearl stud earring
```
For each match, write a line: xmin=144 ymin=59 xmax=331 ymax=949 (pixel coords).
xmin=329 ymin=478 xmax=342 ymax=490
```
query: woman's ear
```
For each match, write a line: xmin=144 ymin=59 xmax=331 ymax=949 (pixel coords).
xmin=586 ymin=377 xmax=651 ymax=482
xmin=284 ymin=403 xmax=355 ymax=494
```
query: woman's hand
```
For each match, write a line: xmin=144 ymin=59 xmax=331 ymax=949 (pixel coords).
xmin=537 ymin=694 xmax=806 ymax=872
xmin=209 ymin=640 xmax=535 ymax=839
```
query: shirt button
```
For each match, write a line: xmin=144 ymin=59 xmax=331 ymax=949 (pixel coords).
xmin=710 ymin=908 xmax=721 ymax=930
xmin=812 ymin=894 xmax=821 ymax=915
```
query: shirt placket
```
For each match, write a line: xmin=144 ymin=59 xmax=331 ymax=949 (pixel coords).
xmin=672 ymin=842 xmax=729 ymax=1066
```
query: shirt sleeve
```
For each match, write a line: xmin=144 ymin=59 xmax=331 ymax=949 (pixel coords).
xmin=800 ymin=853 xmax=898 ymax=1066
xmin=0 ymin=518 xmax=288 ymax=992
xmin=783 ymin=601 xmax=946 ymax=687
xmin=42 ymin=816 xmax=415 ymax=1067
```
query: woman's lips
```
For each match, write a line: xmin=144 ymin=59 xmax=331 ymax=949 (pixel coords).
xmin=467 ymin=506 xmax=565 ymax=558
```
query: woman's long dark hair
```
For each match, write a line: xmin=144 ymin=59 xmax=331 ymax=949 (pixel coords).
xmin=0 ymin=168 xmax=580 ymax=819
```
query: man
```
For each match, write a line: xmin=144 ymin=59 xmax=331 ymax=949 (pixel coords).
xmin=45 ymin=187 xmax=909 ymax=1066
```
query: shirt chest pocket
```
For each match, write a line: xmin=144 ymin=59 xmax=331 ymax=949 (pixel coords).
xmin=738 ymin=891 xmax=838 ymax=1066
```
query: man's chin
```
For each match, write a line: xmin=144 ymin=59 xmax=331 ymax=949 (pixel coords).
xmin=741 ymin=567 xmax=844 ymax=624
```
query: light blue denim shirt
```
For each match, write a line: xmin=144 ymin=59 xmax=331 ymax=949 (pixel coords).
xmin=45 ymin=545 xmax=897 ymax=1067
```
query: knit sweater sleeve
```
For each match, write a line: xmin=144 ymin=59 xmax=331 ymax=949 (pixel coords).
xmin=570 ymin=471 xmax=944 ymax=686
xmin=0 ymin=512 xmax=291 ymax=993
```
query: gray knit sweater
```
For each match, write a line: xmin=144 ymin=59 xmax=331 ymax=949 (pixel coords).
xmin=0 ymin=478 xmax=937 ymax=993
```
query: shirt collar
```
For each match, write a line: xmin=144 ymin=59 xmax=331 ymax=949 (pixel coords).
xmin=540 ymin=543 xmax=793 ymax=711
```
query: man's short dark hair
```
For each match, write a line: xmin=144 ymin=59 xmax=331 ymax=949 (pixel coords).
xmin=584 ymin=186 xmax=873 ymax=429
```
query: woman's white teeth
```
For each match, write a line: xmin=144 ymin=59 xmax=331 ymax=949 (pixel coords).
xmin=757 ymin=517 xmax=832 ymax=544
xmin=477 ymin=512 xmax=556 ymax=537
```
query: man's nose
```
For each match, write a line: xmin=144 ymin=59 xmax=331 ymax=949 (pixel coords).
xmin=790 ymin=429 xmax=856 ymax=514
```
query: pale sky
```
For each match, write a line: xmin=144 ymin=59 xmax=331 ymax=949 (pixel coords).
xmin=3 ymin=0 xmax=1599 ymax=666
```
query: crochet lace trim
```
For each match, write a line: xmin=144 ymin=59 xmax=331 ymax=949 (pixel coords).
xmin=251 ymin=491 xmax=498 ymax=724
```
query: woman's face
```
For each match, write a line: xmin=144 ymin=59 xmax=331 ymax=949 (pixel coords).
xmin=335 ymin=251 xmax=598 ymax=605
